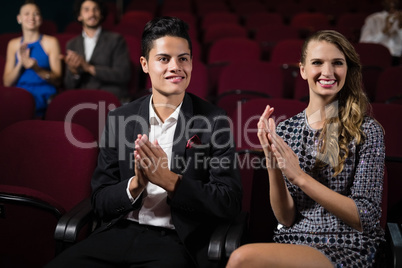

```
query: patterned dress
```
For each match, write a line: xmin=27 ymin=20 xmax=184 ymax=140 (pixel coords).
xmin=273 ymin=110 xmax=385 ymax=268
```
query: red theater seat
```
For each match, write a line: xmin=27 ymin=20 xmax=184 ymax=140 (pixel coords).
xmin=0 ymin=120 xmax=98 ymax=267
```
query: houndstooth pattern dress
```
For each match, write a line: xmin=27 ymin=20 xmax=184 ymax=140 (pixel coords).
xmin=273 ymin=110 xmax=385 ymax=268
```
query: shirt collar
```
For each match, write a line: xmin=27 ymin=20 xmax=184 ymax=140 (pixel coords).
xmin=149 ymin=95 xmax=182 ymax=126
xmin=82 ymin=27 xmax=102 ymax=41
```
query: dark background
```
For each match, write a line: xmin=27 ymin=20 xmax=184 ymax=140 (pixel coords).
xmin=0 ymin=0 xmax=133 ymax=34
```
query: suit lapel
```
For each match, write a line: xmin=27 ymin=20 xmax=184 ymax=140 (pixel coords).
xmin=132 ymin=95 xmax=150 ymax=137
xmin=124 ymin=95 xmax=150 ymax=157
xmin=77 ymin=35 xmax=85 ymax=57
xmin=171 ymin=93 xmax=193 ymax=174
xmin=89 ymin=29 xmax=104 ymax=62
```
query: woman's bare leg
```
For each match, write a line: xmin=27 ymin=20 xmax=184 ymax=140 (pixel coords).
xmin=226 ymin=243 xmax=334 ymax=268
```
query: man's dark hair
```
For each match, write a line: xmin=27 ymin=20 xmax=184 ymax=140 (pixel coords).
xmin=141 ymin=16 xmax=192 ymax=60
xmin=73 ymin=0 xmax=107 ymax=24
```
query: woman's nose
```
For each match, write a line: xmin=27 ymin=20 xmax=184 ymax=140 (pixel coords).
xmin=322 ymin=63 xmax=333 ymax=76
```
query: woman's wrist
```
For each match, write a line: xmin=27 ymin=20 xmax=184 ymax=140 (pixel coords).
xmin=265 ymin=155 xmax=278 ymax=170
xmin=294 ymin=172 xmax=310 ymax=189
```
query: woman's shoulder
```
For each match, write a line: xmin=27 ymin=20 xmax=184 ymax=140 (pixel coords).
xmin=277 ymin=110 xmax=305 ymax=129
xmin=41 ymin=34 xmax=60 ymax=51
xmin=5 ymin=37 xmax=21 ymax=56
xmin=41 ymin=34 xmax=59 ymax=45
xmin=362 ymin=116 xmax=384 ymax=139
xmin=362 ymin=116 xmax=382 ymax=130
xmin=7 ymin=37 xmax=22 ymax=48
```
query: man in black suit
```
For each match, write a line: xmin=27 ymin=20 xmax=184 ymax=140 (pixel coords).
xmin=46 ymin=16 xmax=242 ymax=268
xmin=63 ymin=0 xmax=130 ymax=98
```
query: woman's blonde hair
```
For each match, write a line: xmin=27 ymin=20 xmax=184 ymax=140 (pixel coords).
xmin=300 ymin=30 xmax=370 ymax=176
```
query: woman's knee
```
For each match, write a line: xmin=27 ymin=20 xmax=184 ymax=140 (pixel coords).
xmin=226 ymin=245 xmax=256 ymax=268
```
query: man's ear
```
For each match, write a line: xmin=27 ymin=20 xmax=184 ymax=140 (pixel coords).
xmin=140 ymin=56 xmax=148 ymax=73
xmin=299 ymin=62 xmax=307 ymax=80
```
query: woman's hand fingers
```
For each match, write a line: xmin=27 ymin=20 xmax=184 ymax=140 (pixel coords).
xmin=258 ymin=106 xmax=273 ymax=154
xmin=271 ymin=143 xmax=285 ymax=169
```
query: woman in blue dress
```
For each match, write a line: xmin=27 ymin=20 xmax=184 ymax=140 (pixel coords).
xmin=227 ymin=30 xmax=385 ymax=267
xmin=3 ymin=1 xmax=61 ymax=116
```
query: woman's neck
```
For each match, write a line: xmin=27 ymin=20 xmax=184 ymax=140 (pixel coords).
xmin=306 ymin=106 xmax=326 ymax=130
xmin=22 ymin=30 xmax=40 ymax=43
xmin=306 ymin=96 xmax=338 ymax=130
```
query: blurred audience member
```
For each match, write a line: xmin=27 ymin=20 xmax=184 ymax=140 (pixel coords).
xmin=63 ymin=0 xmax=131 ymax=99
xmin=3 ymin=0 xmax=62 ymax=117
xmin=360 ymin=0 xmax=402 ymax=65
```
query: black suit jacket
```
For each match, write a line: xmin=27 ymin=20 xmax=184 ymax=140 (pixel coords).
xmin=64 ymin=30 xmax=131 ymax=98
xmin=91 ymin=93 xmax=242 ymax=267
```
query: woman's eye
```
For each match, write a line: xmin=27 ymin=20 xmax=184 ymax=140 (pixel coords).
xmin=334 ymin=61 xmax=344 ymax=65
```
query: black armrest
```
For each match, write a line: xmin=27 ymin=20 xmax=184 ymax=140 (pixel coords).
xmin=208 ymin=219 xmax=231 ymax=261
xmin=0 ymin=192 xmax=63 ymax=219
xmin=387 ymin=222 xmax=402 ymax=268
xmin=207 ymin=211 xmax=249 ymax=261
xmin=54 ymin=198 xmax=94 ymax=254
xmin=225 ymin=211 xmax=249 ymax=258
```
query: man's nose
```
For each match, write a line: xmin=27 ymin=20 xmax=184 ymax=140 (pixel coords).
xmin=169 ymin=58 xmax=181 ymax=72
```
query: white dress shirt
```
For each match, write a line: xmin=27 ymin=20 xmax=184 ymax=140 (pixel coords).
xmin=125 ymin=96 xmax=182 ymax=229
xmin=360 ymin=10 xmax=402 ymax=57
xmin=82 ymin=27 xmax=101 ymax=62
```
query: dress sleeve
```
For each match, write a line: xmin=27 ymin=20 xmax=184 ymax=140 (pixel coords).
xmin=349 ymin=119 xmax=385 ymax=233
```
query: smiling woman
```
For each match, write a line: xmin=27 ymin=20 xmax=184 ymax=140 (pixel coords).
xmin=2 ymin=1 xmax=62 ymax=117
xmin=299 ymin=40 xmax=348 ymax=130
xmin=227 ymin=30 xmax=385 ymax=268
